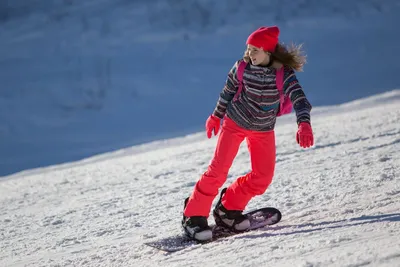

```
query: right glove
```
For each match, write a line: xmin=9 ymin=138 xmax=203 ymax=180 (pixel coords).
xmin=205 ymin=115 xmax=221 ymax=139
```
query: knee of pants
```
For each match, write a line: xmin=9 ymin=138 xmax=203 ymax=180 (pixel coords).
xmin=249 ymin=173 xmax=274 ymax=195
xmin=202 ymin=170 xmax=227 ymax=186
xmin=206 ymin=160 xmax=230 ymax=180
xmin=198 ymin=168 xmax=228 ymax=195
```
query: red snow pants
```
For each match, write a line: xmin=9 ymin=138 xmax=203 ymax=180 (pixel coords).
xmin=184 ymin=116 xmax=276 ymax=217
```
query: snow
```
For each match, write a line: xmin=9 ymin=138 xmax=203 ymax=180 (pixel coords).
xmin=1 ymin=91 xmax=399 ymax=266
xmin=1 ymin=0 xmax=400 ymax=177
xmin=1 ymin=1 xmax=400 ymax=266
xmin=0 ymin=90 xmax=400 ymax=266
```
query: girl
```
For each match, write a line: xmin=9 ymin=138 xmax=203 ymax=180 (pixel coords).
xmin=182 ymin=26 xmax=314 ymax=241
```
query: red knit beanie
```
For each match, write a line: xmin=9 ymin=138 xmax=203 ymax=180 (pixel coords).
xmin=246 ymin=26 xmax=280 ymax=52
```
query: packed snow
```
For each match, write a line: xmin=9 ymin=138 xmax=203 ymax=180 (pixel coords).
xmin=1 ymin=90 xmax=399 ymax=266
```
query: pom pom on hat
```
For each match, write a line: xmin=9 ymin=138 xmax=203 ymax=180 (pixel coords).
xmin=246 ymin=26 xmax=280 ymax=52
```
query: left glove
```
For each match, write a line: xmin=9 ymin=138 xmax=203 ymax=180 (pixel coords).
xmin=296 ymin=122 xmax=314 ymax=148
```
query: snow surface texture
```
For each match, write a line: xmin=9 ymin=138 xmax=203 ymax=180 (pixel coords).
xmin=1 ymin=1 xmax=400 ymax=176
xmin=1 ymin=90 xmax=399 ymax=266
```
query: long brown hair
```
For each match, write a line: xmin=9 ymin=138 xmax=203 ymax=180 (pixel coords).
xmin=243 ymin=43 xmax=306 ymax=72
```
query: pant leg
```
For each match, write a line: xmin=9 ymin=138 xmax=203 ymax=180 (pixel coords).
xmin=184 ymin=117 xmax=246 ymax=217
xmin=222 ymin=130 xmax=276 ymax=211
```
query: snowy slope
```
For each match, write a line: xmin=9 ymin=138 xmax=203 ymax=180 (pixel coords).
xmin=1 ymin=90 xmax=399 ymax=267
xmin=1 ymin=1 xmax=400 ymax=177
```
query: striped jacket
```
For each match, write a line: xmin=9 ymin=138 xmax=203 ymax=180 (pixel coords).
xmin=213 ymin=59 xmax=312 ymax=131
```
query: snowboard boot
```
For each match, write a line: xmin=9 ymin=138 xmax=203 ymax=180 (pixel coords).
xmin=182 ymin=197 xmax=213 ymax=242
xmin=213 ymin=188 xmax=251 ymax=232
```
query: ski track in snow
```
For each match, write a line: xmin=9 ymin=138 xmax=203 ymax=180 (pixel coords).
xmin=0 ymin=92 xmax=400 ymax=266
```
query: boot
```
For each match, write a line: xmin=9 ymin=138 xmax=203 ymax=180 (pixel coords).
xmin=213 ymin=188 xmax=250 ymax=232
xmin=181 ymin=197 xmax=213 ymax=241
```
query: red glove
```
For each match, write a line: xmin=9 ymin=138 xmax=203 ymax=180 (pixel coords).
xmin=205 ymin=115 xmax=221 ymax=139
xmin=296 ymin=122 xmax=314 ymax=148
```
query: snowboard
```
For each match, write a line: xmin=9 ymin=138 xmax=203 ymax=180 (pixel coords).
xmin=144 ymin=207 xmax=281 ymax=252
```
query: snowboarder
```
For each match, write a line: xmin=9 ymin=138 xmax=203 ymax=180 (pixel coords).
xmin=182 ymin=25 xmax=314 ymax=241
